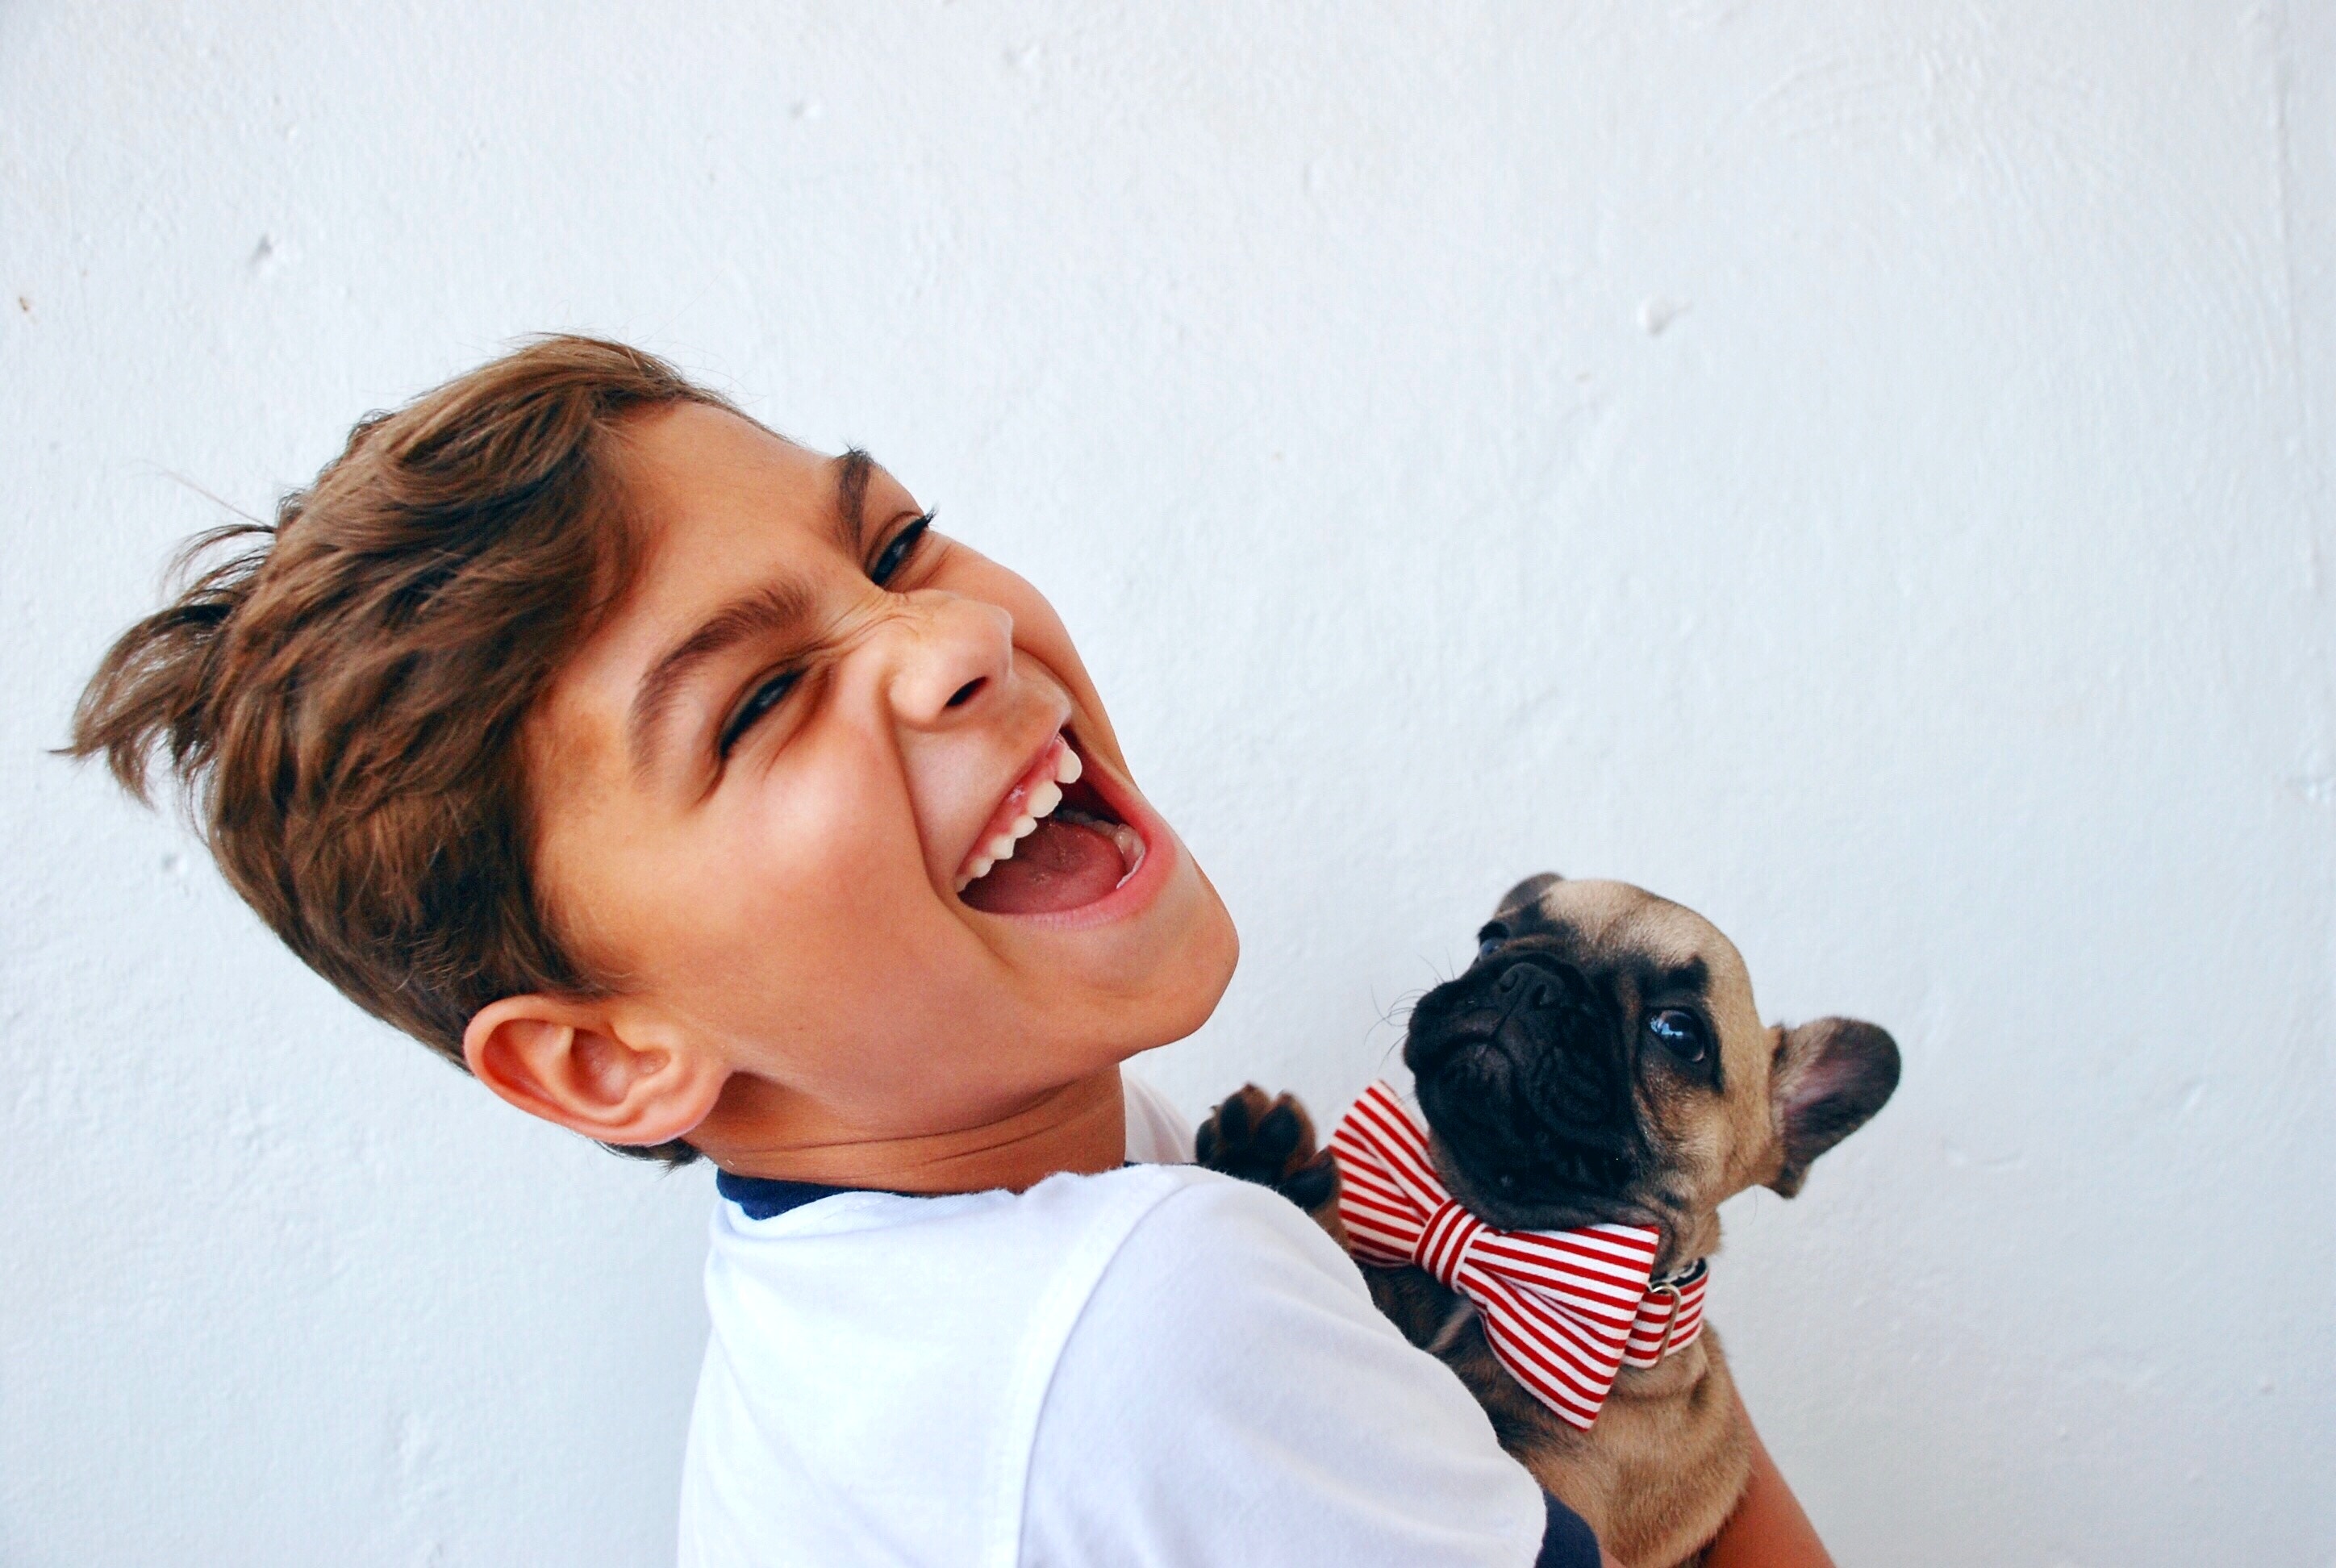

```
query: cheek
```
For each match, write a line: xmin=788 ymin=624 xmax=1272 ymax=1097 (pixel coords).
xmin=544 ymin=728 xmax=955 ymax=1030
xmin=673 ymin=742 xmax=938 ymax=986
xmin=1640 ymin=1078 xmax=1731 ymax=1185
xmin=1652 ymin=1068 xmax=1780 ymax=1199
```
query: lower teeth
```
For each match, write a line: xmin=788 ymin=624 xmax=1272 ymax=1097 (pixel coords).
xmin=1055 ymin=807 xmax=1145 ymax=883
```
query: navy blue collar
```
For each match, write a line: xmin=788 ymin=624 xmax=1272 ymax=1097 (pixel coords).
xmin=715 ymin=1161 xmax=1143 ymax=1219
xmin=715 ymin=1170 xmax=915 ymax=1220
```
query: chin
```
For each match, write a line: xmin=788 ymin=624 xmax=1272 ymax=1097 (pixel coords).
xmin=1154 ymin=855 xmax=1240 ymax=1031
xmin=1041 ymin=845 xmax=1239 ymax=1053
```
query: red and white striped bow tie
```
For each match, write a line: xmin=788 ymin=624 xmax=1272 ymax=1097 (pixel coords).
xmin=1329 ymin=1081 xmax=1708 ymax=1429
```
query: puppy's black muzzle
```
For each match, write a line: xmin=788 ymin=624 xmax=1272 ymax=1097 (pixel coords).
xmin=1404 ymin=949 xmax=1644 ymax=1207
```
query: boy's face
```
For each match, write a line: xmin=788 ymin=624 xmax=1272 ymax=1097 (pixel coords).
xmin=519 ymin=404 xmax=1237 ymax=1152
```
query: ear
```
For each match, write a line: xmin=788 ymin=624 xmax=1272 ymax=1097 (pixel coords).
xmin=1767 ymin=1017 xmax=1900 ymax=1197
xmin=1495 ymin=872 xmax=1562 ymax=918
xmin=462 ymin=994 xmax=728 ymax=1152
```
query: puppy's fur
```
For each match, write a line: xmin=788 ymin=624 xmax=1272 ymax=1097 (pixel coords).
xmin=1199 ymin=875 xmax=1899 ymax=1568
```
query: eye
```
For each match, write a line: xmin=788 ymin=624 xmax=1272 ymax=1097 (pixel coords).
xmin=870 ymin=513 xmax=932 ymax=586
xmin=718 ymin=668 xmax=803 ymax=756
xmin=1475 ymin=923 xmax=1508 ymax=961
xmin=1645 ymin=1008 xmax=1711 ymax=1065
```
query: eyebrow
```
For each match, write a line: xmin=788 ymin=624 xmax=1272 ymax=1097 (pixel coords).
xmin=626 ymin=578 xmax=816 ymax=773
xmin=1643 ymin=957 xmax=1710 ymax=998
xmin=832 ymin=447 xmax=874 ymax=556
xmin=624 ymin=450 xmax=879 ymax=774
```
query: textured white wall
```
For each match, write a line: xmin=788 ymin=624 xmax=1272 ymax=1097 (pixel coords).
xmin=5 ymin=3 xmax=2330 ymax=1563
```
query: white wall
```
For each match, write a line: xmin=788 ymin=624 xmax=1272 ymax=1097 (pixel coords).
xmin=5 ymin=3 xmax=2330 ymax=1562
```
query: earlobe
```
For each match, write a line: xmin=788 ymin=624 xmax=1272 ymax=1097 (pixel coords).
xmin=1766 ymin=1017 xmax=1900 ymax=1197
xmin=463 ymin=995 xmax=726 ymax=1151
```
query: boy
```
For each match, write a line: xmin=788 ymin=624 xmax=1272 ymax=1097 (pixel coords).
xmin=72 ymin=338 xmax=1823 ymax=1566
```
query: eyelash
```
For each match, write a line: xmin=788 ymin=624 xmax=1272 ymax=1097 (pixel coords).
xmin=715 ymin=512 xmax=936 ymax=758
xmin=870 ymin=512 xmax=932 ymax=586
xmin=718 ymin=669 xmax=801 ymax=757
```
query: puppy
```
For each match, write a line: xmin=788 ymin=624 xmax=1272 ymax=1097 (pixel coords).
xmin=1199 ymin=874 xmax=1899 ymax=1568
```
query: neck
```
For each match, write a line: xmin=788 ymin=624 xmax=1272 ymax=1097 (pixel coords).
xmin=692 ymin=1067 xmax=1128 ymax=1195
xmin=1610 ymin=1336 xmax=1712 ymax=1400
xmin=1654 ymin=1211 xmax=1721 ymax=1277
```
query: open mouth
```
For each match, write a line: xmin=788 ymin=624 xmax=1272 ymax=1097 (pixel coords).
xmin=954 ymin=730 xmax=1149 ymax=915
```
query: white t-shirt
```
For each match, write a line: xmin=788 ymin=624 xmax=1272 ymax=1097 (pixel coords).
xmin=677 ymin=1075 xmax=1554 ymax=1567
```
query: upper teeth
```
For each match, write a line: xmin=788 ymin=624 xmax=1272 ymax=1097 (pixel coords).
xmin=955 ymin=740 xmax=1086 ymax=890
xmin=982 ymin=777 xmax=1063 ymax=865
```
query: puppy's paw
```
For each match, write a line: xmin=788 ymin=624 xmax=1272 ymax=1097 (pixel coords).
xmin=1195 ymin=1084 xmax=1341 ymax=1216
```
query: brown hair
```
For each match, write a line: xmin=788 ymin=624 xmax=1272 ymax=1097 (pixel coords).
xmin=67 ymin=335 xmax=734 ymax=1162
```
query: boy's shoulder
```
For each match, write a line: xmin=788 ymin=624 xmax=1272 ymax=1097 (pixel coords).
xmin=687 ymin=1161 xmax=1546 ymax=1567
xmin=686 ymin=1160 xmax=1358 ymax=1566
xmin=1028 ymin=1165 xmax=1551 ymax=1566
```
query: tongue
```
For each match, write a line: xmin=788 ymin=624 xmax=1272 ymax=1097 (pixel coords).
xmin=961 ymin=816 xmax=1127 ymax=914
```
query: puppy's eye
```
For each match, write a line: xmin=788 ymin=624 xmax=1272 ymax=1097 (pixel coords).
xmin=1646 ymin=1008 xmax=1710 ymax=1065
xmin=1475 ymin=923 xmax=1508 ymax=961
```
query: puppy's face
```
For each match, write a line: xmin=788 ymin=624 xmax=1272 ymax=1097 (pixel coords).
xmin=1403 ymin=875 xmax=1898 ymax=1259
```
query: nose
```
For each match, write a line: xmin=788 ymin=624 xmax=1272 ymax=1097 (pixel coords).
xmin=1492 ymin=953 xmax=1570 ymax=1014
xmin=882 ymin=592 xmax=1016 ymax=729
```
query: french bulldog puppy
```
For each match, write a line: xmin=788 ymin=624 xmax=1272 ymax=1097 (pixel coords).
xmin=1199 ymin=874 xmax=1899 ymax=1568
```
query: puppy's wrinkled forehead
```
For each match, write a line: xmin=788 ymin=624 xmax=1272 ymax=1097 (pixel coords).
xmin=1493 ymin=877 xmax=1758 ymax=1030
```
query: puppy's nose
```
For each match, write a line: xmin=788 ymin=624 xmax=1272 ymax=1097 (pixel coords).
xmin=1491 ymin=956 xmax=1566 ymax=1013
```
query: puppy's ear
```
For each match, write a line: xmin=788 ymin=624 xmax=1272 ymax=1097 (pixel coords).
xmin=1495 ymin=872 xmax=1562 ymax=917
xmin=1767 ymin=1018 xmax=1900 ymax=1197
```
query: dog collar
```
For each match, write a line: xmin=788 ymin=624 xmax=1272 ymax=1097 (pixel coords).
xmin=1329 ymin=1081 xmax=1710 ymax=1429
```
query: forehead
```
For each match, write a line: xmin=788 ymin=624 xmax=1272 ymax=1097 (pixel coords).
xmin=1503 ymin=879 xmax=1754 ymax=1007
xmin=611 ymin=402 xmax=838 ymax=581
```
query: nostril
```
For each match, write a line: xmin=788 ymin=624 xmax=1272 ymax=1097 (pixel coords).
xmin=1490 ymin=957 xmax=1566 ymax=1011
xmin=945 ymin=678 xmax=986 ymax=709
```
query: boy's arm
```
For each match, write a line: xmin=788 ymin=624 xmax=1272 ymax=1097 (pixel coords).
xmin=1701 ymin=1407 xmax=1833 ymax=1568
